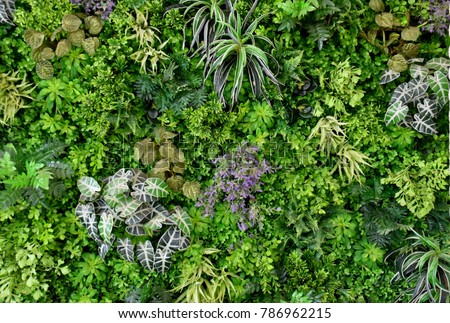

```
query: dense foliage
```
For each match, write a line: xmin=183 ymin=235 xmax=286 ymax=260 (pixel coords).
xmin=0 ymin=0 xmax=448 ymax=303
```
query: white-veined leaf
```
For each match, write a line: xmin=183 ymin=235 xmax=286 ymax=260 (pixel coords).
xmin=157 ymin=226 xmax=190 ymax=252
xmin=417 ymin=98 xmax=441 ymax=119
xmin=125 ymin=203 xmax=153 ymax=225
xmin=104 ymin=178 xmax=129 ymax=196
xmin=104 ymin=193 xmax=128 ymax=208
xmin=427 ymin=71 xmax=449 ymax=104
xmin=409 ymin=64 xmax=429 ymax=80
xmin=79 ymin=193 xmax=98 ymax=202
xmin=113 ymin=168 xmax=133 ymax=180
xmin=117 ymin=237 xmax=135 ymax=262
xmin=75 ymin=202 xmax=95 ymax=219
xmin=143 ymin=214 xmax=172 ymax=234
xmin=98 ymin=213 xmax=114 ymax=245
xmin=410 ymin=114 xmax=438 ymax=135
xmin=137 ymin=241 xmax=155 ymax=271
xmin=126 ymin=224 xmax=146 ymax=236
xmin=131 ymin=183 xmax=156 ymax=203
xmin=94 ymin=199 xmax=114 ymax=217
xmin=380 ymin=68 xmax=400 ymax=84
xmin=407 ymin=78 xmax=429 ymax=98
xmin=98 ymin=242 xmax=111 ymax=260
xmin=385 ymin=101 xmax=409 ymax=126
xmin=117 ymin=198 xmax=142 ymax=219
xmin=407 ymin=58 xmax=425 ymax=64
xmin=389 ymin=83 xmax=414 ymax=106
xmin=80 ymin=213 xmax=102 ymax=244
xmin=131 ymin=168 xmax=148 ymax=186
xmin=426 ymin=58 xmax=450 ymax=74
xmin=154 ymin=248 xmax=173 ymax=274
xmin=144 ymin=178 xmax=169 ymax=198
xmin=172 ymin=206 xmax=192 ymax=237
xmin=77 ymin=176 xmax=101 ymax=197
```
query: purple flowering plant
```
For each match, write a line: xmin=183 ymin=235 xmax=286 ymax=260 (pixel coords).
xmin=70 ymin=0 xmax=116 ymax=20
xmin=196 ymin=142 xmax=275 ymax=231
xmin=421 ymin=0 xmax=450 ymax=37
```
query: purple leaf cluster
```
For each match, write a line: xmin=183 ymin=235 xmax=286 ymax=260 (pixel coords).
xmin=196 ymin=142 xmax=275 ymax=231
xmin=421 ymin=0 xmax=450 ymax=37
xmin=70 ymin=0 xmax=116 ymax=20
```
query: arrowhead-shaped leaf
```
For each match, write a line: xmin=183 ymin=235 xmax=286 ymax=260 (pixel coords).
xmin=98 ymin=213 xmax=114 ymax=245
xmin=77 ymin=176 xmax=101 ymax=197
xmin=427 ymin=71 xmax=449 ymax=104
xmin=144 ymin=178 xmax=169 ymax=198
xmin=410 ymin=113 xmax=438 ymax=135
xmin=385 ymin=101 xmax=409 ymax=126
xmin=409 ymin=64 xmax=429 ymax=80
xmin=417 ymin=98 xmax=441 ymax=119
xmin=117 ymin=237 xmax=135 ymax=262
xmin=126 ymin=224 xmax=146 ymax=236
xmin=426 ymin=58 xmax=450 ymax=74
xmin=389 ymin=83 xmax=414 ymax=106
xmin=137 ymin=241 xmax=155 ymax=271
xmin=104 ymin=178 xmax=129 ymax=196
xmin=380 ymin=69 xmax=400 ymax=85
xmin=154 ymin=248 xmax=173 ymax=274
xmin=172 ymin=206 xmax=192 ymax=237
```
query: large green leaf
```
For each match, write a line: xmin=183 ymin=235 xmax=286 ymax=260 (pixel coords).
xmin=125 ymin=204 xmax=153 ymax=225
xmin=172 ymin=206 xmax=192 ymax=237
xmin=117 ymin=237 xmax=135 ymax=263
xmin=385 ymin=101 xmax=409 ymax=126
xmin=77 ymin=176 xmax=101 ymax=197
xmin=389 ymin=83 xmax=414 ymax=106
xmin=157 ymin=226 xmax=190 ymax=252
xmin=104 ymin=178 xmax=129 ymax=196
xmin=426 ymin=58 xmax=450 ymax=74
xmin=417 ymin=99 xmax=440 ymax=119
xmin=137 ymin=241 xmax=155 ymax=271
xmin=117 ymin=198 xmax=142 ymax=219
xmin=144 ymin=178 xmax=169 ymax=198
xmin=409 ymin=64 xmax=429 ymax=80
xmin=427 ymin=71 xmax=449 ymax=104
xmin=75 ymin=202 xmax=95 ymax=219
xmin=98 ymin=213 xmax=114 ymax=245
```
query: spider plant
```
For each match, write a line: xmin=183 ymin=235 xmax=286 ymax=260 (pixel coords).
xmin=388 ymin=230 xmax=450 ymax=303
xmin=198 ymin=0 xmax=280 ymax=107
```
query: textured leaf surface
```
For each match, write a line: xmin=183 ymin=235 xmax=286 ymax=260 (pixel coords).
xmin=172 ymin=206 xmax=192 ymax=237
xmin=77 ymin=176 xmax=101 ymax=197
xmin=104 ymin=178 xmax=129 ymax=196
xmin=117 ymin=238 xmax=135 ymax=262
xmin=75 ymin=202 xmax=95 ymax=219
xmin=125 ymin=204 xmax=153 ymax=225
xmin=98 ymin=213 xmax=114 ymax=245
xmin=389 ymin=83 xmax=413 ymax=106
xmin=126 ymin=224 xmax=146 ymax=236
xmin=36 ymin=60 xmax=54 ymax=79
xmin=411 ymin=114 xmax=437 ymax=135
xmin=379 ymin=69 xmax=400 ymax=85
xmin=157 ymin=226 xmax=190 ymax=252
xmin=426 ymin=58 xmax=450 ymax=74
xmin=182 ymin=181 xmax=201 ymax=201
xmin=427 ymin=71 xmax=449 ymax=104
xmin=406 ymin=78 xmax=429 ymax=98
xmin=417 ymin=99 xmax=440 ymax=119
xmin=144 ymin=178 xmax=169 ymax=198
xmin=137 ymin=241 xmax=155 ymax=270
xmin=24 ymin=30 xmax=45 ymax=49
xmin=409 ymin=64 xmax=429 ymax=80
xmin=385 ymin=101 xmax=409 ymax=126
xmin=154 ymin=248 xmax=173 ymax=274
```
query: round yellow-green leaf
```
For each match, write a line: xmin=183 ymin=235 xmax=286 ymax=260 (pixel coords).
xmin=24 ymin=30 xmax=45 ymax=49
xmin=182 ymin=181 xmax=200 ymax=201
xmin=36 ymin=60 xmax=54 ymax=79
xmin=40 ymin=47 xmax=55 ymax=60
xmin=62 ymin=14 xmax=82 ymax=32
xmin=166 ymin=175 xmax=184 ymax=193
xmin=401 ymin=43 xmax=420 ymax=58
xmin=375 ymin=12 xmax=394 ymax=28
xmin=55 ymin=40 xmax=72 ymax=57
xmin=401 ymin=26 xmax=420 ymax=42
xmin=85 ymin=16 xmax=103 ymax=35
xmin=67 ymin=29 xmax=85 ymax=47
xmin=82 ymin=37 xmax=97 ymax=55
xmin=388 ymin=54 xmax=408 ymax=73
xmin=369 ymin=0 xmax=385 ymax=12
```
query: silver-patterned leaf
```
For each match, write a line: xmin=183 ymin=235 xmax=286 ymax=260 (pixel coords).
xmin=172 ymin=206 xmax=192 ymax=237
xmin=94 ymin=199 xmax=113 ymax=217
xmin=79 ymin=193 xmax=99 ymax=202
xmin=75 ymin=202 xmax=95 ymax=219
xmin=80 ymin=213 xmax=102 ymax=243
xmin=125 ymin=203 xmax=153 ymax=225
xmin=409 ymin=64 xmax=429 ymax=80
xmin=410 ymin=114 xmax=437 ymax=135
xmin=157 ymin=226 xmax=189 ymax=252
xmin=77 ymin=176 xmax=101 ymax=197
xmin=98 ymin=242 xmax=111 ymax=260
xmin=389 ymin=83 xmax=414 ymax=106
xmin=137 ymin=241 xmax=155 ymax=271
xmin=407 ymin=58 xmax=425 ymax=64
xmin=427 ymin=71 xmax=449 ymax=104
xmin=379 ymin=69 xmax=400 ymax=85
xmin=131 ymin=183 xmax=156 ymax=203
xmin=131 ymin=168 xmax=148 ymax=186
xmin=417 ymin=98 xmax=440 ymax=119
xmin=0 ymin=0 xmax=15 ymax=24
xmin=104 ymin=178 xmax=129 ymax=196
xmin=117 ymin=198 xmax=142 ymax=219
xmin=113 ymin=168 xmax=133 ymax=180
xmin=385 ymin=101 xmax=409 ymax=126
xmin=144 ymin=178 xmax=169 ymax=198
xmin=126 ymin=224 xmax=146 ymax=236
xmin=425 ymin=58 xmax=450 ymax=74
xmin=104 ymin=192 xmax=128 ymax=208
xmin=117 ymin=237 xmax=135 ymax=263
xmin=98 ymin=213 xmax=114 ymax=246
xmin=154 ymin=248 xmax=173 ymax=274
xmin=143 ymin=214 xmax=172 ymax=234
xmin=406 ymin=78 xmax=429 ymax=98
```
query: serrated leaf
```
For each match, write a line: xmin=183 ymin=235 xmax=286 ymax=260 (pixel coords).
xmin=77 ymin=176 xmax=101 ymax=197
xmin=380 ymin=69 xmax=400 ymax=85
xmin=126 ymin=224 xmax=146 ymax=236
xmin=409 ymin=64 xmax=429 ymax=80
xmin=417 ymin=99 xmax=440 ymax=119
xmin=385 ymin=101 xmax=409 ymax=126
xmin=24 ymin=30 xmax=45 ymax=49
xmin=401 ymin=43 xmax=420 ymax=59
xmin=55 ymin=39 xmax=72 ymax=57
xmin=134 ymin=139 xmax=158 ymax=165
xmin=144 ymin=178 xmax=169 ymax=198
xmin=104 ymin=178 xmax=129 ymax=196
xmin=82 ymin=37 xmax=97 ymax=55
xmin=159 ymin=142 xmax=182 ymax=163
xmin=182 ymin=181 xmax=201 ymax=201
xmin=154 ymin=248 xmax=173 ymax=274
xmin=369 ymin=0 xmax=384 ymax=12
xmin=117 ymin=238 xmax=135 ymax=262
xmin=84 ymin=15 xmax=103 ymax=35
xmin=155 ymin=127 xmax=177 ymax=141
xmin=389 ymin=83 xmax=414 ymax=106
xmin=426 ymin=58 xmax=450 ymax=74
xmin=172 ymin=206 xmax=192 ymax=237
xmin=137 ymin=241 xmax=155 ymax=270
xmin=427 ymin=71 xmax=449 ymax=104
xmin=125 ymin=203 xmax=153 ymax=225
xmin=98 ymin=213 xmax=114 ymax=245
xmin=62 ymin=14 xmax=82 ymax=32
xmin=172 ymin=162 xmax=185 ymax=174
xmin=410 ymin=114 xmax=437 ymax=135
xmin=67 ymin=29 xmax=85 ymax=47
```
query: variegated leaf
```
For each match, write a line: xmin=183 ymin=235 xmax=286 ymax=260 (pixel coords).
xmin=125 ymin=204 xmax=153 ymax=225
xmin=94 ymin=199 xmax=114 ymax=217
xmin=409 ymin=64 xmax=429 ymax=80
xmin=126 ymin=224 xmax=146 ymax=236
xmin=154 ymin=248 xmax=173 ymax=274
xmin=143 ymin=214 xmax=172 ymax=234
xmin=144 ymin=178 xmax=169 ymax=198
xmin=417 ymin=99 xmax=440 ymax=119
xmin=425 ymin=58 xmax=450 ymax=74
xmin=172 ymin=206 xmax=192 ymax=237
xmin=79 ymin=193 xmax=99 ymax=202
xmin=153 ymin=159 xmax=170 ymax=174
xmin=104 ymin=178 xmax=129 ymax=196
xmin=131 ymin=183 xmax=156 ymax=203
xmin=131 ymin=168 xmax=148 ymax=186
xmin=379 ymin=69 xmax=400 ymax=85
xmin=157 ymin=226 xmax=189 ymax=252
xmin=407 ymin=58 xmax=425 ymax=64
xmin=389 ymin=83 xmax=414 ymax=106
xmin=406 ymin=78 xmax=429 ymax=98
xmin=117 ymin=237 xmax=135 ymax=262
xmin=385 ymin=101 xmax=409 ymax=126
xmin=182 ymin=181 xmax=201 ymax=201
xmin=117 ymin=198 xmax=142 ymax=219
xmin=98 ymin=242 xmax=111 ymax=260
xmin=80 ymin=213 xmax=102 ymax=243
xmin=104 ymin=193 xmax=128 ymax=208
xmin=77 ymin=176 xmax=101 ymax=197
xmin=113 ymin=168 xmax=133 ymax=180
xmin=98 ymin=213 xmax=114 ymax=245
xmin=410 ymin=113 xmax=437 ymax=135
xmin=137 ymin=241 xmax=155 ymax=271
xmin=75 ymin=202 xmax=95 ymax=219
xmin=427 ymin=71 xmax=449 ymax=104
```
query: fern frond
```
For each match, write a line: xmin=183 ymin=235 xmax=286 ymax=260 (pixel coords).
xmin=46 ymin=161 xmax=74 ymax=179
xmin=313 ymin=0 xmax=340 ymax=19
xmin=190 ymin=88 xmax=208 ymax=108
xmin=33 ymin=141 xmax=67 ymax=164
xmin=306 ymin=22 xmax=330 ymax=50
xmin=135 ymin=75 xmax=158 ymax=102
xmin=23 ymin=187 xmax=45 ymax=206
xmin=0 ymin=188 xmax=23 ymax=209
xmin=48 ymin=180 xmax=66 ymax=198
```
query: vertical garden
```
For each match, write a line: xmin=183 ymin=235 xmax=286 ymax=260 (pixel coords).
xmin=0 ymin=0 xmax=449 ymax=303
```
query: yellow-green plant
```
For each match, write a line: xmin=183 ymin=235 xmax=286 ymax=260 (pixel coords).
xmin=307 ymin=116 xmax=346 ymax=158
xmin=0 ymin=71 xmax=35 ymax=125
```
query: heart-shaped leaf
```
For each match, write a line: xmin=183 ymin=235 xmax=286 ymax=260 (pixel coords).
xmin=137 ymin=241 xmax=155 ymax=271
xmin=77 ymin=176 xmax=101 ymax=198
xmin=385 ymin=101 xmax=409 ymax=126
xmin=144 ymin=178 xmax=169 ymax=198
xmin=117 ymin=238 xmax=135 ymax=263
